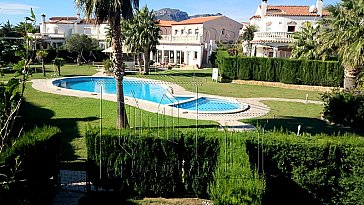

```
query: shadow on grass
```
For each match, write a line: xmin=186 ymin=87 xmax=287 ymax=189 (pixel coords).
xmin=246 ymin=116 xmax=364 ymax=136
xmin=78 ymin=192 xmax=137 ymax=205
xmin=20 ymin=101 xmax=99 ymax=161
xmin=151 ymin=71 xmax=212 ymax=78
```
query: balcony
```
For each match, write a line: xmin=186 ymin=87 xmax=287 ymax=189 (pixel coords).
xmin=159 ymin=35 xmax=203 ymax=44
xmin=28 ymin=33 xmax=65 ymax=39
xmin=252 ymin=32 xmax=294 ymax=43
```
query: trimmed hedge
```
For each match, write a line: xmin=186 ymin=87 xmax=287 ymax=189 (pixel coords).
xmin=245 ymin=131 xmax=364 ymax=205
xmin=209 ymin=132 xmax=265 ymax=205
xmin=217 ymin=50 xmax=344 ymax=87
xmin=85 ymin=128 xmax=264 ymax=203
xmin=0 ymin=126 xmax=61 ymax=204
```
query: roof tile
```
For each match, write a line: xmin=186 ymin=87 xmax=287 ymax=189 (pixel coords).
xmin=171 ymin=16 xmax=222 ymax=25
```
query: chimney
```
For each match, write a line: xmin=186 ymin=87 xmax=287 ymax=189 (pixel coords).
xmin=316 ymin=0 xmax=323 ymax=17
xmin=76 ymin=13 xmax=81 ymax=23
xmin=41 ymin=14 xmax=46 ymax=34
xmin=261 ymin=0 xmax=268 ymax=17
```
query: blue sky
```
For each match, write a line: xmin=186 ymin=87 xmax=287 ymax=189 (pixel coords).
xmin=0 ymin=0 xmax=339 ymax=25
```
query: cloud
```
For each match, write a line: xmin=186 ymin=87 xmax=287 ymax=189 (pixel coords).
xmin=0 ymin=2 xmax=39 ymax=15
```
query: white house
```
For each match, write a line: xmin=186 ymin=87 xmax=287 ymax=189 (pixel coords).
xmin=29 ymin=14 xmax=108 ymax=49
xmin=155 ymin=16 xmax=242 ymax=68
xmin=247 ymin=0 xmax=329 ymax=58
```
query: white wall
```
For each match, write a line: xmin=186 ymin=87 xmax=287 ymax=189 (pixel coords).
xmin=251 ymin=15 xmax=322 ymax=32
xmin=204 ymin=16 xmax=242 ymax=43
xmin=156 ymin=44 xmax=204 ymax=67
xmin=171 ymin=24 xmax=203 ymax=37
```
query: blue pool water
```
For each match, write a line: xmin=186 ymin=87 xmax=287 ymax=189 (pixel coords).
xmin=53 ymin=77 xmax=246 ymax=113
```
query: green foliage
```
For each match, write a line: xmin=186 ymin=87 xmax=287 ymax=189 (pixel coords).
xmin=102 ymin=58 xmax=112 ymax=74
xmin=217 ymin=50 xmax=344 ymax=87
xmin=209 ymin=133 xmax=265 ymax=205
xmin=321 ymin=90 xmax=364 ymax=128
xmin=245 ymin=131 xmax=364 ymax=205
xmin=0 ymin=126 xmax=60 ymax=204
xmin=86 ymin=128 xmax=263 ymax=202
xmin=63 ymin=34 xmax=99 ymax=65
xmin=53 ymin=57 xmax=65 ymax=76
xmin=290 ymin=22 xmax=321 ymax=60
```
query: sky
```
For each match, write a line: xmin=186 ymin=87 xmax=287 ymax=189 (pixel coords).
xmin=0 ymin=0 xmax=339 ymax=26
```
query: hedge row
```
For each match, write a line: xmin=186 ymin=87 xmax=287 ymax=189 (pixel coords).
xmin=86 ymin=128 xmax=264 ymax=203
xmin=0 ymin=126 xmax=61 ymax=204
xmin=245 ymin=131 xmax=364 ymax=205
xmin=217 ymin=51 xmax=344 ymax=87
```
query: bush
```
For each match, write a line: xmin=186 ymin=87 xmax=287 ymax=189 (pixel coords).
xmin=85 ymin=128 xmax=264 ymax=202
xmin=209 ymin=133 xmax=265 ymax=205
xmin=216 ymin=50 xmax=344 ymax=87
xmin=0 ymin=126 xmax=61 ymax=204
xmin=322 ymin=90 xmax=364 ymax=128
xmin=245 ymin=131 xmax=364 ymax=205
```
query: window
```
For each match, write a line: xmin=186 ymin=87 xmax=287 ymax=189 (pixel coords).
xmin=175 ymin=30 xmax=178 ymax=35
xmin=181 ymin=29 xmax=184 ymax=34
xmin=195 ymin=29 xmax=199 ymax=35
xmin=221 ymin=29 xmax=225 ymax=35
xmin=287 ymin=26 xmax=295 ymax=32
xmin=194 ymin=51 xmax=198 ymax=59
xmin=188 ymin=29 xmax=192 ymax=35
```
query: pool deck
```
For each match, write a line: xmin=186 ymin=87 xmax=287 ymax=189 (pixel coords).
xmin=31 ymin=72 xmax=322 ymax=132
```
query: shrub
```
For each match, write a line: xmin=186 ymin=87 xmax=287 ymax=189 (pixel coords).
xmin=245 ymin=131 xmax=364 ymax=205
xmin=321 ymin=90 xmax=364 ymax=128
xmin=216 ymin=50 xmax=344 ymax=87
xmin=209 ymin=132 xmax=265 ymax=205
xmin=0 ymin=126 xmax=61 ymax=204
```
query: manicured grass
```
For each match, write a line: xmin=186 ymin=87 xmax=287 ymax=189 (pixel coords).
xmin=243 ymin=101 xmax=364 ymax=136
xmin=22 ymin=85 xmax=217 ymax=160
xmin=141 ymin=69 xmax=322 ymax=100
xmin=2 ymin=64 xmax=98 ymax=81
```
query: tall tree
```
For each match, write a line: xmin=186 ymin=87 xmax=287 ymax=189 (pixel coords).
xmin=122 ymin=6 xmax=161 ymax=74
xmin=75 ymin=0 xmax=139 ymax=128
xmin=36 ymin=50 xmax=48 ymax=77
xmin=318 ymin=0 xmax=364 ymax=90
xmin=241 ymin=25 xmax=257 ymax=56
xmin=63 ymin=34 xmax=98 ymax=65
xmin=290 ymin=22 xmax=320 ymax=60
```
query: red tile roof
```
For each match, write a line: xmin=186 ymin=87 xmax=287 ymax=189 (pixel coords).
xmin=171 ymin=16 xmax=222 ymax=25
xmin=251 ymin=5 xmax=330 ymax=19
xmin=49 ymin=17 xmax=78 ymax=21
xmin=156 ymin=20 xmax=176 ymax=27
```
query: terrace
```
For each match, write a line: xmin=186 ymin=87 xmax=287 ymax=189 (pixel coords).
xmin=252 ymin=31 xmax=294 ymax=43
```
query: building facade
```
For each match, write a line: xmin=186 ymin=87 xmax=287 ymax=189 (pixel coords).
xmin=29 ymin=14 xmax=108 ymax=49
xmin=155 ymin=16 xmax=242 ymax=68
xmin=247 ymin=0 xmax=329 ymax=58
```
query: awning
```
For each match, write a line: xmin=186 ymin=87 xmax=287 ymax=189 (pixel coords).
xmin=102 ymin=46 xmax=131 ymax=53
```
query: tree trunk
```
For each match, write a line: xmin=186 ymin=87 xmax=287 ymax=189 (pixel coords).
xmin=42 ymin=59 xmax=46 ymax=77
xmin=57 ymin=66 xmax=61 ymax=76
xmin=143 ymin=49 xmax=150 ymax=75
xmin=138 ymin=53 xmax=143 ymax=74
xmin=77 ymin=54 xmax=82 ymax=66
xmin=343 ymin=67 xmax=358 ymax=90
xmin=112 ymin=10 xmax=128 ymax=129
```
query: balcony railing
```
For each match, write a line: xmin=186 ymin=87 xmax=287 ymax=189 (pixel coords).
xmin=252 ymin=32 xmax=294 ymax=43
xmin=160 ymin=35 xmax=203 ymax=44
xmin=28 ymin=33 xmax=65 ymax=39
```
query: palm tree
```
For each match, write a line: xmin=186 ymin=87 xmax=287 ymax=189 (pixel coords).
xmin=122 ymin=6 xmax=161 ymax=74
xmin=36 ymin=50 xmax=48 ymax=77
xmin=318 ymin=0 xmax=364 ymax=90
xmin=290 ymin=22 xmax=320 ymax=60
xmin=241 ymin=25 xmax=257 ymax=56
xmin=75 ymin=0 xmax=139 ymax=128
xmin=53 ymin=57 xmax=65 ymax=76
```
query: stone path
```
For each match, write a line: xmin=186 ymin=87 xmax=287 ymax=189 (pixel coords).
xmin=52 ymin=170 xmax=91 ymax=205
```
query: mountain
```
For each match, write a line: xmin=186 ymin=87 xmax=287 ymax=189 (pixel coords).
xmin=153 ymin=8 xmax=189 ymax=21
xmin=153 ymin=8 xmax=222 ymax=22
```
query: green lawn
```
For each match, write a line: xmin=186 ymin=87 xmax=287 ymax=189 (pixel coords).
xmin=142 ymin=69 xmax=322 ymax=100
xmin=2 ymin=64 xmax=98 ymax=81
xmin=243 ymin=101 xmax=364 ymax=136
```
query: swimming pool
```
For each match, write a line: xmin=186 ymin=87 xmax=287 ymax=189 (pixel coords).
xmin=52 ymin=77 xmax=249 ymax=113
